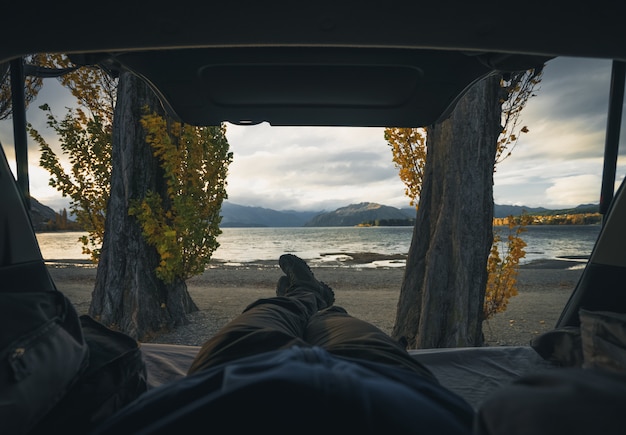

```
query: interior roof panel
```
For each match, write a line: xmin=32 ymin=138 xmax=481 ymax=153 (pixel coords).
xmin=102 ymin=46 xmax=536 ymax=126
xmin=3 ymin=1 xmax=623 ymax=127
xmin=2 ymin=1 xmax=625 ymax=63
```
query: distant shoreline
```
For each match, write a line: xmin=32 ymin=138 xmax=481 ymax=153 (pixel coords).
xmin=519 ymin=257 xmax=589 ymax=269
xmin=35 ymin=220 xmax=602 ymax=235
xmin=44 ymin=254 xmax=588 ymax=270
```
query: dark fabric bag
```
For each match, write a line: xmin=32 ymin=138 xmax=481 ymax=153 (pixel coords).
xmin=475 ymin=367 xmax=626 ymax=435
xmin=579 ymin=308 xmax=626 ymax=372
xmin=530 ymin=325 xmax=583 ymax=367
xmin=481 ymin=309 xmax=626 ymax=434
xmin=31 ymin=315 xmax=148 ymax=434
xmin=530 ymin=308 xmax=626 ymax=371
xmin=0 ymin=290 xmax=89 ymax=435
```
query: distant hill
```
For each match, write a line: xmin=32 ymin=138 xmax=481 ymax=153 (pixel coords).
xmin=30 ymin=197 xmax=84 ymax=231
xmin=493 ymin=204 xmax=549 ymax=218
xmin=400 ymin=207 xmax=417 ymax=217
xmin=220 ymin=202 xmax=320 ymax=227
xmin=35 ymin=197 xmax=600 ymax=229
xmin=29 ymin=197 xmax=59 ymax=231
xmin=304 ymin=202 xmax=413 ymax=227
xmin=530 ymin=203 xmax=599 ymax=216
xmin=146 ymin=200 xmax=603 ymax=228
xmin=493 ymin=203 xmax=599 ymax=218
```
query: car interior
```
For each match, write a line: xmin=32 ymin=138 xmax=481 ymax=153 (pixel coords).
xmin=2 ymin=1 xmax=625 ymax=432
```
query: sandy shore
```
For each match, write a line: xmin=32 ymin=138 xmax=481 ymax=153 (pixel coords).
xmin=48 ymin=256 xmax=585 ymax=348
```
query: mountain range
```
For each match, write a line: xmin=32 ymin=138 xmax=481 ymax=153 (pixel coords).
xmin=219 ymin=202 xmax=417 ymax=227
xmin=218 ymin=201 xmax=599 ymax=228
xmin=30 ymin=198 xmax=599 ymax=230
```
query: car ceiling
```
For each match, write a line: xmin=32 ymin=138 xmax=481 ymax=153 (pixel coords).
xmin=3 ymin=1 xmax=625 ymax=128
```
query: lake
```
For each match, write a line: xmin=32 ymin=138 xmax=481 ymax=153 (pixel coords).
xmin=36 ymin=225 xmax=602 ymax=269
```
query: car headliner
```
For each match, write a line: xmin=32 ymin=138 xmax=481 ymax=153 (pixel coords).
xmin=3 ymin=1 xmax=625 ymax=127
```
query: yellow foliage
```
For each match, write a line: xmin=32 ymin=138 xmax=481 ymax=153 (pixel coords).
xmin=129 ymin=112 xmax=232 ymax=283
xmin=384 ymin=127 xmax=426 ymax=207
xmin=29 ymin=54 xmax=114 ymax=262
xmin=483 ymin=214 xmax=530 ymax=320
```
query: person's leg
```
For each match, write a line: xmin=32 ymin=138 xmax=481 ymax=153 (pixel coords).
xmin=188 ymin=254 xmax=334 ymax=375
xmin=305 ymin=306 xmax=438 ymax=382
xmin=188 ymin=287 xmax=317 ymax=375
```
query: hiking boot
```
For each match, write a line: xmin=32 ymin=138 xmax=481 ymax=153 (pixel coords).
xmin=276 ymin=275 xmax=290 ymax=296
xmin=276 ymin=275 xmax=335 ymax=307
xmin=278 ymin=254 xmax=317 ymax=285
xmin=317 ymin=281 xmax=335 ymax=308
xmin=278 ymin=254 xmax=335 ymax=308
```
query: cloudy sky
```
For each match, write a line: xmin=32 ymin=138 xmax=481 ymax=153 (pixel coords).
xmin=1 ymin=56 xmax=624 ymax=213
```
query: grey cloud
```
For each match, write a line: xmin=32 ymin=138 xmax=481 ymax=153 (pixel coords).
xmin=529 ymin=57 xmax=613 ymax=128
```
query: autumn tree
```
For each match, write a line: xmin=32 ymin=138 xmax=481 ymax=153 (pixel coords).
xmin=129 ymin=113 xmax=232 ymax=284
xmin=390 ymin=68 xmax=542 ymax=349
xmin=29 ymin=56 xmax=232 ymax=339
xmin=28 ymin=54 xmax=115 ymax=260
xmin=30 ymin=102 xmax=112 ymax=259
xmin=385 ymin=128 xmax=426 ymax=208
xmin=90 ymin=71 xmax=232 ymax=340
xmin=484 ymin=214 xmax=530 ymax=320
xmin=385 ymin=70 xmax=540 ymax=324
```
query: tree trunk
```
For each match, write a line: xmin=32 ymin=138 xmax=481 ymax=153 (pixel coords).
xmin=89 ymin=72 xmax=198 ymax=341
xmin=392 ymin=75 xmax=503 ymax=349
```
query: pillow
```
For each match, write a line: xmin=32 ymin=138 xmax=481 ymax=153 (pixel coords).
xmin=530 ymin=326 xmax=583 ymax=367
xmin=580 ymin=309 xmax=626 ymax=373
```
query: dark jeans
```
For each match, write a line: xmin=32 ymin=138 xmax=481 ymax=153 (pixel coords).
xmin=188 ymin=282 xmax=436 ymax=382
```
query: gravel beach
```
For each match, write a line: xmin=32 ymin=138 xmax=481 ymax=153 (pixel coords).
xmin=49 ymin=256 xmax=585 ymax=348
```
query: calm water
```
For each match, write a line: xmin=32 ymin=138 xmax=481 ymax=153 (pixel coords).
xmin=36 ymin=225 xmax=602 ymax=269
